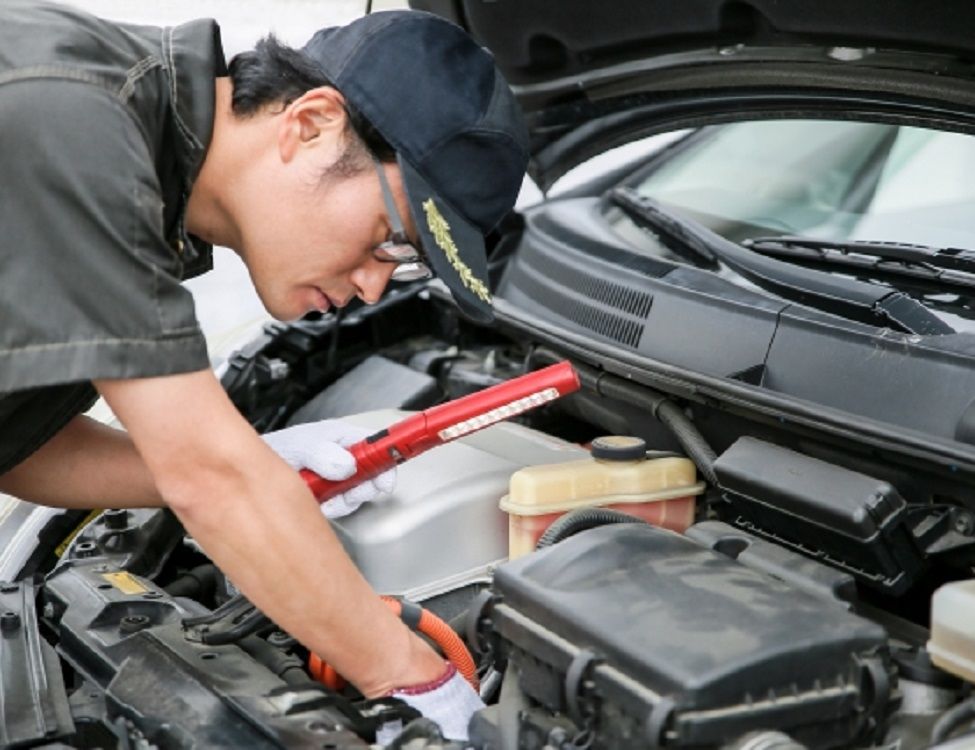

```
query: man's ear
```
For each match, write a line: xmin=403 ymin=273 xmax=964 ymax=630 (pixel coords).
xmin=277 ymin=86 xmax=348 ymax=162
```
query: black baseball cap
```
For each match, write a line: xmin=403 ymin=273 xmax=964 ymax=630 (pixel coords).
xmin=303 ymin=11 xmax=529 ymax=323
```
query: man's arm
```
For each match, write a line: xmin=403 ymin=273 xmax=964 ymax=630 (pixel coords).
xmin=85 ymin=369 xmax=444 ymax=697
xmin=0 ymin=414 xmax=162 ymax=508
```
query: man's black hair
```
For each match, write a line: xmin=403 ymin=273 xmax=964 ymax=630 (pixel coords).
xmin=228 ymin=35 xmax=395 ymax=162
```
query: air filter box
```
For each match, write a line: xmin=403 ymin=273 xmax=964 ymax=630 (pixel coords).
xmin=487 ymin=524 xmax=890 ymax=749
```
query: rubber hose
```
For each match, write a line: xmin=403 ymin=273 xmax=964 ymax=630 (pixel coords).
xmin=382 ymin=595 xmax=479 ymax=691
xmin=530 ymin=349 xmax=719 ymax=487
xmin=537 ymin=507 xmax=647 ymax=549
xmin=163 ymin=564 xmax=217 ymax=600
xmin=592 ymin=371 xmax=718 ymax=486
xmin=308 ymin=597 xmax=479 ymax=692
xmin=932 ymin=698 xmax=975 ymax=745
xmin=655 ymin=399 xmax=719 ymax=486
xmin=240 ymin=635 xmax=312 ymax=685
xmin=308 ymin=652 xmax=346 ymax=691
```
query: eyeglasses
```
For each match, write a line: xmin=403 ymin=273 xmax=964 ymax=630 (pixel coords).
xmin=372 ymin=157 xmax=433 ymax=282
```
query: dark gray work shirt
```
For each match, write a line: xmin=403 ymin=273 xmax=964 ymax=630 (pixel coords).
xmin=0 ymin=0 xmax=226 ymax=473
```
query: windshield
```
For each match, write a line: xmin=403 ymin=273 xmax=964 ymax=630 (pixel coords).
xmin=621 ymin=119 xmax=975 ymax=328
xmin=633 ymin=120 xmax=975 ymax=247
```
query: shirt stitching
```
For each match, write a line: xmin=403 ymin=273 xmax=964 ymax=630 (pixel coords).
xmin=129 ymin=173 xmax=169 ymax=335
xmin=0 ymin=65 xmax=115 ymax=92
xmin=118 ymin=55 xmax=162 ymax=103
xmin=162 ymin=27 xmax=203 ymax=152
xmin=153 ymin=264 xmax=166 ymax=333
xmin=0 ymin=333 xmax=203 ymax=357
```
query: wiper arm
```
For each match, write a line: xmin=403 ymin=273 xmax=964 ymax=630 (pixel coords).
xmin=745 ymin=235 xmax=975 ymax=274
xmin=610 ymin=187 xmax=953 ymax=336
xmin=743 ymin=235 xmax=975 ymax=293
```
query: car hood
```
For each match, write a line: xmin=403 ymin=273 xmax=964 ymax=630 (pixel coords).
xmin=410 ymin=0 xmax=975 ymax=187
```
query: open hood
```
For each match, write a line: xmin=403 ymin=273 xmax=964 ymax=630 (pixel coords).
xmin=411 ymin=1 xmax=975 ymax=187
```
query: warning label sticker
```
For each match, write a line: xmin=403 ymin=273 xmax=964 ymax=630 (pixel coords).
xmin=101 ymin=571 xmax=149 ymax=595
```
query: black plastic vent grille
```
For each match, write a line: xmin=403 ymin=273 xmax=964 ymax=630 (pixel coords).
xmin=513 ymin=261 xmax=647 ymax=348
xmin=503 ymin=238 xmax=655 ymax=348
xmin=580 ymin=275 xmax=653 ymax=318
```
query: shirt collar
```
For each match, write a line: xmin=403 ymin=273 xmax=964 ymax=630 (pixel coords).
xmin=163 ymin=19 xmax=227 ymax=276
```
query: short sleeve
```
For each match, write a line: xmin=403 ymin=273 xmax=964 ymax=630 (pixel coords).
xmin=0 ymin=77 xmax=210 ymax=392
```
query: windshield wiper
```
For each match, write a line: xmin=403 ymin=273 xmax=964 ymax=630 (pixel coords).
xmin=610 ymin=187 xmax=954 ymax=336
xmin=744 ymin=236 xmax=975 ymax=275
xmin=742 ymin=236 xmax=975 ymax=295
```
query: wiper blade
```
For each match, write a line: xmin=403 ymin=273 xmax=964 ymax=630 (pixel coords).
xmin=610 ymin=187 xmax=953 ymax=336
xmin=744 ymin=236 xmax=975 ymax=294
xmin=744 ymin=235 xmax=975 ymax=275
xmin=609 ymin=188 xmax=718 ymax=266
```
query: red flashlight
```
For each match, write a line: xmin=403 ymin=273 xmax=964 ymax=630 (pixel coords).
xmin=300 ymin=361 xmax=580 ymax=502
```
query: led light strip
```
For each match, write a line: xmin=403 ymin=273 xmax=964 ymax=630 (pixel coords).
xmin=438 ymin=387 xmax=561 ymax=441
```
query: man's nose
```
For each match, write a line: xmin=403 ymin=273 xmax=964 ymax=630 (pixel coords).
xmin=350 ymin=259 xmax=397 ymax=305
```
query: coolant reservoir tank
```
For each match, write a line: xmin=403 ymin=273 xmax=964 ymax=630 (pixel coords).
xmin=501 ymin=436 xmax=705 ymax=559
xmin=929 ymin=580 xmax=975 ymax=683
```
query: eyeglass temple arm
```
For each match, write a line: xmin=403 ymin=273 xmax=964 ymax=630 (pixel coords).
xmin=373 ymin=157 xmax=408 ymax=239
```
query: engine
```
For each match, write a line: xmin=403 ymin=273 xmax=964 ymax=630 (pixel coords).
xmin=7 ymin=298 xmax=975 ymax=749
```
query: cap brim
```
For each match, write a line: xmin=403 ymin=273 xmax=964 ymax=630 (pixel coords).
xmin=398 ymin=156 xmax=495 ymax=324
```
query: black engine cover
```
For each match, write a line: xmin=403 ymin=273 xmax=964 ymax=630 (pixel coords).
xmin=489 ymin=524 xmax=891 ymax=749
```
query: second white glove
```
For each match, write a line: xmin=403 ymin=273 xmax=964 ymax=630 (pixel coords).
xmin=390 ymin=663 xmax=484 ymax=742
xmin=261 ymin=419 xmax=396 ymax=519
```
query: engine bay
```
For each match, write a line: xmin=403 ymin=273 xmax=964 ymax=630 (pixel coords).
xmin=4 ymin=286 xmax=975 ymax=749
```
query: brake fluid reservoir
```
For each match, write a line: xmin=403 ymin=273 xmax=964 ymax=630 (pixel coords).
xmin=500 ymin=436 xmax=705 ymax=559
xmin=929 ymin=580 xmax=975 ymax=683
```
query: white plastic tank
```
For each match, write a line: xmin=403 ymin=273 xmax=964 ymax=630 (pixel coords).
xmin=928 ymin=580 xmax=975 ymax=684
xmin=501 ymin=436 xmax=705 ymax=559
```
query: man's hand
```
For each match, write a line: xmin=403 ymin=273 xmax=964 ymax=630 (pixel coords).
xmin=261 ymin=420 xmax=395 ymax=518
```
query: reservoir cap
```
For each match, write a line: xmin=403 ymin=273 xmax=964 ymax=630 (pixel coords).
xmin=591 ymin=436 xmax=647 ymax=462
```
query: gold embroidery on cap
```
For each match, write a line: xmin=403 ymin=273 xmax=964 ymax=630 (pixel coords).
xmin=422 ymin=198 xmax=491 ymax=303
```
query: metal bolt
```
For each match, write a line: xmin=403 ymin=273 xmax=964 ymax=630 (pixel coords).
xmin=75 ymin=541 xmax=98 ymax=558
xmin=267 ymin=631 xmax=294 ymax=647
xmin=306 ymin=721 xmax=329 ymax=733
xmin=119 ymin=614 xmax=151 ymax=634
xmin=954 ymin=512 xmax=975 ymax=536
xmin=0 ymin=611 xmax=21 ymax=633
xmin=547 ymin=727 xmax=570 ymax=745
xmin=266 ymin=358 xmax=291 ymax=381
xmin=103 ymin=509 xmax=129 ymax=530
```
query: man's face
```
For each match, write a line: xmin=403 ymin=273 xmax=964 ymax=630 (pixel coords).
xmin=237 ymin=154 xmax=416 ymax=320
xmin=220 ymin=87 xmax=419 ymax=321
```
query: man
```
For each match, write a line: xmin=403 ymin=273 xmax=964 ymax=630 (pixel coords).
xmin=0 ymin=0 xmax=528 ymax=740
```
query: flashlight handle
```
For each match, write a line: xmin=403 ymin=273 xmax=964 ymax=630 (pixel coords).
xmin=301 ymin=361 xmax=580 ymax=503
xmin=299 ymin=441 xmax=383 ymax=501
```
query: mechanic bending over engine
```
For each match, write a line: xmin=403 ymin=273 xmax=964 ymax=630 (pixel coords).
xmin=0 ymin=1 xmax=527 ymax=740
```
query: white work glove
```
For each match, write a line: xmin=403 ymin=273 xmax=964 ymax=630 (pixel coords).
xmin=261 ymin=420 xmax=396 ymax=519
xmin=390 ymin=664 xmax=484 ymax=742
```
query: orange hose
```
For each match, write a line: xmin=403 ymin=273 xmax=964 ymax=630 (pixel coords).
xmin=306 ymin=596 xmax=478 ymax=692
xmin=380 ymin=595 xmax=479 ymax=691
xmin=308 ymin=652 xmax=347 ymax=690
